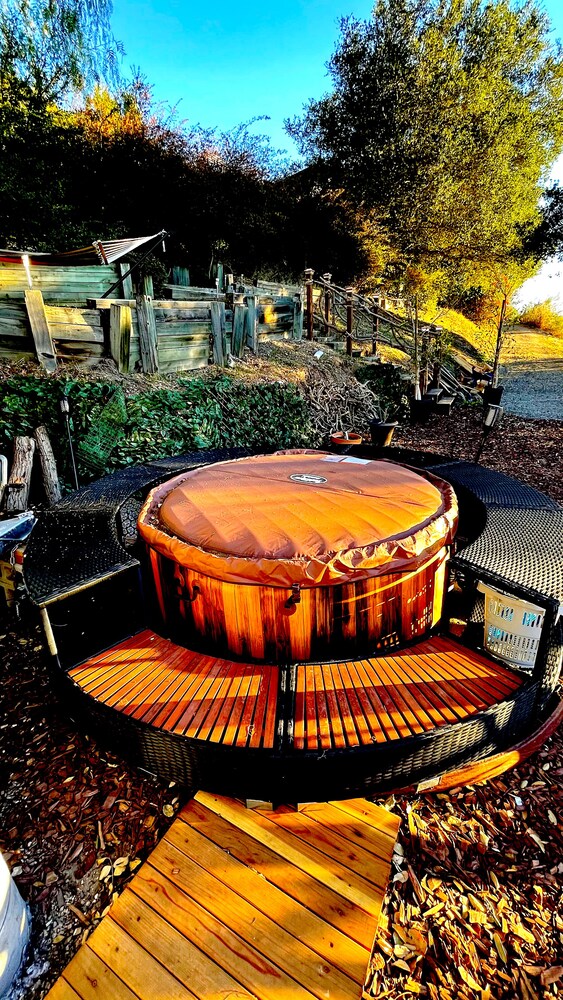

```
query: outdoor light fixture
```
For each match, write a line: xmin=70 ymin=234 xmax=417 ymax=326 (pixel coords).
xmin=475 ymin=403 xmax=504 ymax=461
xmin=483 ymin=403 xmax=504 ymax=429
xmin=60 ymin=395 xmax=79 ymax=490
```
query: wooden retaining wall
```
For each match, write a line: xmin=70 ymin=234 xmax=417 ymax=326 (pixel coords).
xmin=0 ymin=262 xmax=125 ymax=303
xmin=0 ymin=289 xmax=304 ymax=373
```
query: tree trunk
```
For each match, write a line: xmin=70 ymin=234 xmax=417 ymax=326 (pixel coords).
xmin=4 ymin=436 xmax=35 ymax=514
xmin=34 ymin=425 xmax=62 ymax=506
xmin=491 ymin=295 xmax=507 ymax=388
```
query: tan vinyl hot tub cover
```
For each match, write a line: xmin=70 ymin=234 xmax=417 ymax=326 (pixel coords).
xmin=138 ymin=452 xmax=458 ymax=587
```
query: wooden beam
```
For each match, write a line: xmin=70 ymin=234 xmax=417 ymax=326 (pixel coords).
xmin=118 ymin=262 xmax=134 ymax=300
xmin=232 ymin=303 xmax=246 ymax=358
xmin=4 ymin=436 xmax=35 ymax=514
xmin=136 ymin=296 xmax=158 ymax=373
xmin=244 ymin=295 xmax=257 ymax=352
xmin=292 ymin=292 xmax=303 ymax=341
xmin=24 ymin=289 xmax=56 ymax=371
xmin=210 ymin=301 xmax=226 ymax=366
xmin=110 ymin=304 xmax=132 ymax=374
xmin=34 ymin=426 xmax=62 ymax=506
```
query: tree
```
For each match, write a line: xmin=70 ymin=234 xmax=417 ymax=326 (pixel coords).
xmin=0 ymin=0 xmax=120 ymax=102
xmin=523 ymin=184 xmax=563 ymax=260
xmin=288 ymin=0 xmax=563 ymax=273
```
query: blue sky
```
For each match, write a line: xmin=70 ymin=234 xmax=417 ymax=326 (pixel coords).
xmin=110 ymin=0 xmax=563 ymax=305
xmin=111 ymin=0 xmax=563 ymax=157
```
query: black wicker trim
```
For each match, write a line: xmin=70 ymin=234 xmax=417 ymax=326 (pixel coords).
xmin=56 ymin=660 xmax=540 ymax=801
xmin=23 ymin=448 xmax=253 ymax=605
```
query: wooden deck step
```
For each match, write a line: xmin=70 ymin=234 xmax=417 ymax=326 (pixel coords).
xmin=46 ymin=793 xmax=400 ymax=1000
xmin=69 ymin=630 xmax=279 ymax=749
xmin=293 ymin=635 xmax=522 ymax=751
xmin=68 ymin=630 xmax=523 ymax=753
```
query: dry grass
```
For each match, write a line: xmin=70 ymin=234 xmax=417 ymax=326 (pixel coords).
xmin=519 ymin=300 xmax=563 ymax=338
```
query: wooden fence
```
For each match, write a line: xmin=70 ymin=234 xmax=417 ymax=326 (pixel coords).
xmin=0 ymin=262 xmax=131 ymax=302
xmin=0 ymin=272 xmax=304 ymax=373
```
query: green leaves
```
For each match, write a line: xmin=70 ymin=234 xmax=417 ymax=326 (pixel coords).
xmin=290 ymin=0 xmax=563 ymax=274
xmin=0 ymin=375 xmax=313 ymax=487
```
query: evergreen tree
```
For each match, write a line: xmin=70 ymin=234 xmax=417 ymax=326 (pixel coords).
xmin=287 ymin=0 xmax=563 ymax=271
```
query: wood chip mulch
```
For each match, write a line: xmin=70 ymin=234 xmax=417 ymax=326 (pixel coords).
xmin=0 ymin=395 xmax=561 ymax=1000
xmin=0 ymin=618 xmax=178 ymax=999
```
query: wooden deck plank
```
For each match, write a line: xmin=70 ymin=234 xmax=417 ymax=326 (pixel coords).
xmin=69 ymin=632 xmax=522 ymax=755
xmin=110 ymin=891 xmax=258 ymax=1000
xmin=45 ymin=981 xmax=82 ymax=1000
xmin=136 ymin=861 xmax=360 ymax=999
xmin=261 ymin=805 xmax=392 ymax=891
xmin=302 ymin=802 xmax=400 ymax=862
xmin=63 ymin=945 xmax=140 ymax=1000
xmin=75 ymin=914 xmax=201 ymax=999
xmin=195 ymin=793 xmax=387 ymax=913
xmin=158 ymin=820 xmax=370 ymax=984
xmin=47 ymin=791 xmax=398 ymax=1000
xmin=181 ymin=799 xmax=377 ymax=949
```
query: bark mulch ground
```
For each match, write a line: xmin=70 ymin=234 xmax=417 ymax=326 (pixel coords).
xmin=0 ymin=403 xmax=561 ymax=999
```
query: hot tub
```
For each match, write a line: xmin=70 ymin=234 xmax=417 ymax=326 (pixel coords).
xmin=138 ymin=451 xmax=458 ymax=662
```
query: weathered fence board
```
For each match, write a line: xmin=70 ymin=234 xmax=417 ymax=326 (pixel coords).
xmin=24 ymin=290 xmax=56 ymax=372
xmin=0 ymin=263 xmax=119 ymax=302
xmin=245 ymin=295 xmax=258 ymax=352
xmin=210 ymin=301 xmax=227 ymax=366
xmin=109 ymin=304 xmax=132 ymax=374
xmin=0 ymin=275 xmax=305 ymax=372
xmin=137 ymin=296 xmax=158 ymax=373
xmin=232 ymin=303 xmax=246 ymax=358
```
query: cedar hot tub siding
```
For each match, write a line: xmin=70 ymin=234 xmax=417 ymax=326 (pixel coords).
xmin=150 ymin=546 xmax=448 ymax=663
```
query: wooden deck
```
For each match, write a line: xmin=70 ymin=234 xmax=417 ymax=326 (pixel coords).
xmin=46 ymin=793 xmax=400 ymax=1000
xmin=69 ymin=630 xmax=523 ymax=751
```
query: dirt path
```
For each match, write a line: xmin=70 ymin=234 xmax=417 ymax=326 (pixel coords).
xmin=499 ymin=326 xmax=563 ymax=421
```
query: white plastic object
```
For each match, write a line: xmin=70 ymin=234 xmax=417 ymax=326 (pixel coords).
xmin=477 ymin=581 xmax=544 ymax=669
xmin=0 ymin=853 xmax=29 ymax=997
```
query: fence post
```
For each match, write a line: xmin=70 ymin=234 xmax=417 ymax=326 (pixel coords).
xmin=24 ymin=289 xmax=57 ymax=372
xmin=136 ymin=295 xmax=158 ymax=373
xmin=211 ymin=300 xmax=227 ymax=366
xmin=346 ymin=287 xmax=354 ymax=356
xmin=304 ymin=268 xmax=314 ymax=340
xmin=292 ymin=291 xmax=303 ymax=341
xmin=232 ymin=300 xmax=247 ymax=357
xmin=118 ymin=262 xmax=134 ymax=299
xmin=322 ymin=273 xmax=331 ymax=337
xmin=110 ymin=303 xmax=132 ymax=373
xmin=141 ymin=274 xmax=154 ymax=297
xmin=245 ymin=294 xmax=258 ymax=352
xmin=172 ymin=266 xmax=190 ymax=287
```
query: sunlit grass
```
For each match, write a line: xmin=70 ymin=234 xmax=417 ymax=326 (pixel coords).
xmin=519 ymin=300 xmax=563 ymax=338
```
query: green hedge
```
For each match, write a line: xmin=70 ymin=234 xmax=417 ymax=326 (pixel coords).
xmin=0 ymin=375 xmax=314 ymax=486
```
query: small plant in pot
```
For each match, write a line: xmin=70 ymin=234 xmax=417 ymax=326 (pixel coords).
xmin=369 ymin=401 xmax=399 ymax=447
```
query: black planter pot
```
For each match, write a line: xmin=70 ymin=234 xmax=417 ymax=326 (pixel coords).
xmin=370 ymin=420 xmax=398 ymax=447
xmin=483 ymin=385 xmax=504 ymax=406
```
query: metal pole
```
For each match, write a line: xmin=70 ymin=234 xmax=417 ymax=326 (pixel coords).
xmin=60 ymin=397 xmax=79 ymax=490
xmin=346 ymin=288 xmax=353 ymax=356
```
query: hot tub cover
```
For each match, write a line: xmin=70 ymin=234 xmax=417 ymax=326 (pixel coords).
xmin=138 ymin=451 xmax=458 ymax=586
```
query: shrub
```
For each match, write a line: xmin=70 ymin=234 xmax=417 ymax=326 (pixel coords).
xmin=0 ymin=375 xmax=313 ymax=488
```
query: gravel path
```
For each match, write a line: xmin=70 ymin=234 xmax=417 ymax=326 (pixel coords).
xmin=501 ymin=358 xmax=563 ymax=421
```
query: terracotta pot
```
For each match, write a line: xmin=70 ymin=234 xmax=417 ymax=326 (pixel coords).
xmin=330 ymin=432 xmax=363 ymax=447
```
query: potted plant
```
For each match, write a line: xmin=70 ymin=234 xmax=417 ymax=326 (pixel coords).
xmin=330 ymin=429 xmax=363 ymax=449
xmin=369 ymin=402 xmax=399 ymax=447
